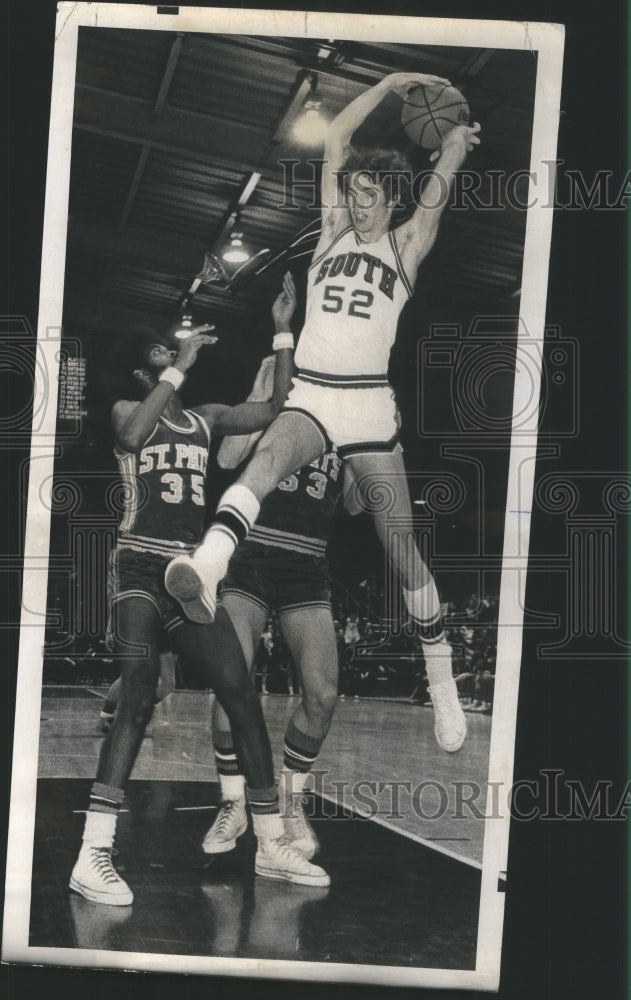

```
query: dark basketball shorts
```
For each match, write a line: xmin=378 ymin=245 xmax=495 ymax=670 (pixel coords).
xmin=110 ymin=547 xmax=184 ymax=633
xmin=221 ymin=540 xmax=332 ymax=615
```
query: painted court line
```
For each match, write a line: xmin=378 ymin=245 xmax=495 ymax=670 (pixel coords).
xmin=315 ymin=789 xmax=484 ymax=871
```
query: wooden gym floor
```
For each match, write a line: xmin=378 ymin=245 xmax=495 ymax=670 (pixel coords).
xmin=30 ymin=687 xmax=493 ymax=969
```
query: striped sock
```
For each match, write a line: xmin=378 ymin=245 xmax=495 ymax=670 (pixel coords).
xmin=283 ymin=722 xmax=323 ymax=774
xmin=83 ymin=782 xmax=125 ymax=849
xmin=214 ymin=731 xmax=241 ymax=777
xmin=88 ymin=781 xmax=125 ymax=816
xmin=402 ymin=580 xmax=445 ymax=645
xmin=205 ymin=484 xmax=260 ymax=551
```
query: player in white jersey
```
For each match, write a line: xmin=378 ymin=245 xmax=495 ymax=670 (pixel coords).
xmin=296 ymin=224 xmax=413 ymax=382
xmin=165 ymin=71 xmax=481 ymax=752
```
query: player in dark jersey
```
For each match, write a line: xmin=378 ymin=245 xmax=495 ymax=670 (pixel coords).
xmin=70 ymin=275 xmax=330 ymax=906
xmin=202 ymin=430 xmax=345 ymax=860
xmin=165 ymin=73 xmax=481 ymax=755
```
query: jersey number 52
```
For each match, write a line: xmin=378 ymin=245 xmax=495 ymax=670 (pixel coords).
xmin=322 ymin=285 xmax=373 ymax=320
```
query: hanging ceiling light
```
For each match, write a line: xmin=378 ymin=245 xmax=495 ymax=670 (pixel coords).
xmin=174 ymin=314 xmax=193 ymax=339
xmin=292 ymin=74 xmax=329 ymax=146
xmin=222 ymin=231 xmax=250 ymax=264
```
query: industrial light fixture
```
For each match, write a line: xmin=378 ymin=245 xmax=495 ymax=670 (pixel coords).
xmin=174 ymin=314 xmax=193 ymax=339
xmin=292 ymin=74 xmax=329 ymax=146
xmin=222 ymin=231 xmax=250 ymax=264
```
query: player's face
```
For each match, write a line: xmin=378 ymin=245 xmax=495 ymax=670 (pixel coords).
xmin=145 ymin=343 xmax=177 ymax=371
xmin=347 ymin=172 xmax=393 ymax=239
xmin=134 ymin=342 xmax=177 ymax=394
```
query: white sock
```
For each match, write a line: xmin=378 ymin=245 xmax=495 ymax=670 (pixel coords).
xmin=280 ymin=768 xmax=309 ymax=797
xmin=196 ymin=526 xmax=237 ymax=569
xmin=82 ymin=810 xmax=117 ymax=849
xmin=197 ymin=484 xmax=261 ymax=568
xmin=209 ymin=484 xmax=260 ymax=543
xmin=220 ymin=773 xmax=246 ymax=801
xmin=218 ymin=483 xmax=260 ymax=526
xmin=425 ymin=636 xmax=454 ymax=687
xmin=252 ymin=812 xmax=283 ymax=841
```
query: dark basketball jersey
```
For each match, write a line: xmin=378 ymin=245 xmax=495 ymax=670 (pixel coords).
xmin=248 ymin=450 xmax=343 ymax=557
xmin=114 ymin=409 xmax=210 ymax=558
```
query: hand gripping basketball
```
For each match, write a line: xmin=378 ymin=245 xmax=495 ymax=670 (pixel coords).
xmin=429 ymin=121 xmax=481 ymax=162
xmin=387 ymin=71 xmax=452 ymax=99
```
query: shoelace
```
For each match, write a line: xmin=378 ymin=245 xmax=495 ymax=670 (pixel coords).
xmin=214 ymin=800 xmax=242 ymax=834
xmin=287 ymin=795 xmax=311 ymax=837
xmin=267 ymin=836 xmax=309 ymax=868
xmin=89 ymin=847 xmax=122 ymax=884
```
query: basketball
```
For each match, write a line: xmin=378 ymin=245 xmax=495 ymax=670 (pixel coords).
xmin=401 ymin=83 xmax=470 ymax=150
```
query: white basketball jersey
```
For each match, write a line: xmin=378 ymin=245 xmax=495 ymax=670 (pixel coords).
xmin=294 ymin=226 xmax=413 ymax=386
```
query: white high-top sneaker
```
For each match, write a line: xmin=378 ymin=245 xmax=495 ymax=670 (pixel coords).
xmin=279 ymin=773 xmax=319 ymax=860
xmin=255 ymin=836 xmax=330 ymax=887
xmin=70 ymin=845 xmax=133 ymax=906
xmin=202 ymin=798 xmax=248 ymax=854
xmin=429 ymin=678 xmax=467 ymax=752
xmin=164 ymin=551 xmax=220 ymax=624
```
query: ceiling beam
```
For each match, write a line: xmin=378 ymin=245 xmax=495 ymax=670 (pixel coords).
xmin=113 ymin=33 xmax=188 ymax=235
xmin=117 ymin=144 xmax=150 ymax=234
xmin=154 ymin=32 xmax=185 ymax=115
xmin=73 ymin=84 xmax=270 ymax=170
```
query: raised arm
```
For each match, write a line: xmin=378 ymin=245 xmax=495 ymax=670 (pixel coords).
xmin=198 ymin=272 xmax=297 ymax=439
xmin=112 ymin=328 xmax=216 ymax=452
xmin=396 ymin=122 xmax=481 ymax=274
xmin=318 ymin=71 xmax=450 ymax=247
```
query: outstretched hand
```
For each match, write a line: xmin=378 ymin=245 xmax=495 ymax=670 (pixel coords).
xmin=272 ymin=271 xmax=297 ymax=330
xmin=429 ymin=122 xmax=481 ymax=161
xmin=388 ymin=71 xmax=451 ymax=99
xmin=174 ymin=330 xmax=217 ymax=372
xmin=188 ymin=322 xmax=217 ymax=337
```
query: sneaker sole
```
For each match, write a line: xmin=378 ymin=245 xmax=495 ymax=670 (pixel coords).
xmin=254 ymin=864 xmax=330 ymax=888
xmin=202 ymin=820 xmax=248 ymax=854
xmin=434 ymin=728 xmax=467 ymax=752
xmin=164 ymin=563 xmax=216 ymax=624
xmin=69 ymin=876 xmax=133 ymax=906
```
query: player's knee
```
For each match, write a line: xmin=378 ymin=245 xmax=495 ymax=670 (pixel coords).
xmin=250 ymin=439 xmax=283 ymax=486
xmin=217 ymin=671 xmax=254 ymax=714
xmin=118 ymin=670 xmax=158 ymax=724
xmin=304 ymin=680 xmax=338 ymax=722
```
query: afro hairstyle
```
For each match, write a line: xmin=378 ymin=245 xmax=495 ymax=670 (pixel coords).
xmin=102 ymin=326 xmax=173 ymax=403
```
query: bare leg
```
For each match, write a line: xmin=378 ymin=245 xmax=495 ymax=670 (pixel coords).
xmin=173 ymin=609 xmax=275 ymax=791
xmin=233 ymin=411 xmax=326 ymax=503
xmin=348 ymin=449 xmax=466 ymax=752
xmin=203 ymin=595 xmax=268 ymax=854
xmin=194 ymin=603 xmax=329 ymax=884
xmin=70 ymin=597 xmax=162 ymax=906
xmin=273 ymin=606 xmax=339 ymax=857
xmin=279 ymin=606 xmax=339 ymax=746
xmin=96 ymin=597 xmax=161 ymax=788
xmin=347 ymin=448 xmax=430 ymax=590
xmin=212 ymin=594 xmax=268 ymax=740
xmin=165 ymin=412 xmax=325 ymax=624
xmin=156 ymin=649 xmax=176 ymax=700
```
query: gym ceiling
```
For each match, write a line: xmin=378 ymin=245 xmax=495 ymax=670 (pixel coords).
xmin=63 ymin=29 xmax=537 ymax=351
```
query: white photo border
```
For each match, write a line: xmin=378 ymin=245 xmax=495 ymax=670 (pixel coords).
xmin=2 ymin=4 xmax=565 ymax=991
